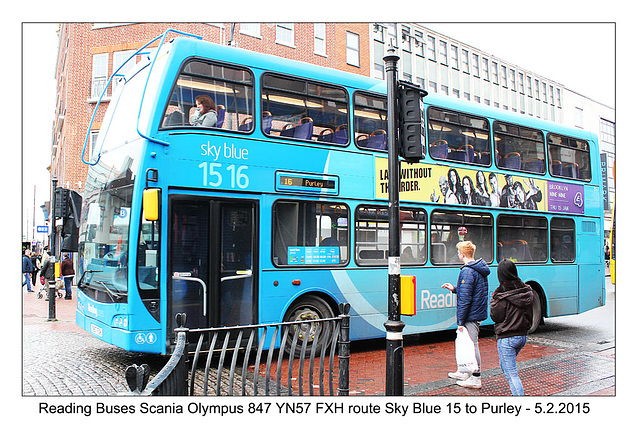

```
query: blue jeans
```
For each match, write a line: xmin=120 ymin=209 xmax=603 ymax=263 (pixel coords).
xmin=63 ymin=276 xmax=73 ymax=298
xmin=23 ymin=273 xmax=32 ymax=291
xmin=497 ymin=335 xmax=527 ymax=396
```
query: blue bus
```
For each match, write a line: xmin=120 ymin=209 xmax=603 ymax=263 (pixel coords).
xmin=76 ymin=31 xmax=605 ymax=355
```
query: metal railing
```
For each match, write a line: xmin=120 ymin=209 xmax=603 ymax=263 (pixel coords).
xmin=124 ymin=303 xmax=350 ymax=396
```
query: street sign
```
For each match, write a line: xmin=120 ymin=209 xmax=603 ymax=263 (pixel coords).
xmin=37 ymin=225 xmax=49 ymax=233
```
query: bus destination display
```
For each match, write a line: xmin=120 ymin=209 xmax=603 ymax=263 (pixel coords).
xmin=276 ymin=172 xmax=339 ymax=195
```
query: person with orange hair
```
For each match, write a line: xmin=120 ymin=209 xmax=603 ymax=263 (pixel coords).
xmin=442 ymin=240 xmax=490 ymax=389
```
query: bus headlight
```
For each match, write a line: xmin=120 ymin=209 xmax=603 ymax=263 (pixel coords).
xmin=112 ymin=315 xmax=129 ymax=329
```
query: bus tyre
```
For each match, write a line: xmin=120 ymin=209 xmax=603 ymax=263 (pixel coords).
xmin=283 ymin=295 xmax=334 ymax=358
xmin=528 ymin=290 xmax=542 ymax=334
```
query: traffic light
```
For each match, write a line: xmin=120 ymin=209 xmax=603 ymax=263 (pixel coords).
xmin=54 ymin=187 xmax=70 ymax=219
xmin=398 ymin=81 xmax=427 ymax=163
xmin=61 ymin=190 xmax=82 ymax=252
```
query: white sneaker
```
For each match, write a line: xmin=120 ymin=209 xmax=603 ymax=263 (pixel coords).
xmin=448 ymin=371 xmax=470 ymax=380
xmin=456 ymin=375 xmax=481 ymax=389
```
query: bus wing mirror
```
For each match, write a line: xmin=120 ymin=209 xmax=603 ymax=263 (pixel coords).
xmin=143 ymin=189 xmax=160 ymax=221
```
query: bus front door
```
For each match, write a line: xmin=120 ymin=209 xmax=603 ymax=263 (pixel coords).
xmin=168 ymin=197 xmax=257 ymax=342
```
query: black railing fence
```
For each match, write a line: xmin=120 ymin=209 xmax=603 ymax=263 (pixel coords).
xmin=124 ymin=303 xmax=350 ymax=396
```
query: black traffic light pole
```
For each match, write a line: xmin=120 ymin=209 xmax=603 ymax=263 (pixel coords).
xmin=383 ymin=42 xmax=405 ymax=396
xmin=48 ymin=177 xmax=58 ymax=321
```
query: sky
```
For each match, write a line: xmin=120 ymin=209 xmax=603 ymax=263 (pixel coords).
xmin=20 ymin=21 xmax=616 ymax=243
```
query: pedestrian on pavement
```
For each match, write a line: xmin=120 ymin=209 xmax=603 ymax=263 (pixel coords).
xmin=40 ymin=251 xmax=55 ymax=300
xmin=490 ymin=259 xmax=534 ymax=396
xmin=22 ymin=249 xmax=35 ymax=292
xmin=61 ymin=253 xmax=75 ymax=300
xmin=31 ymin=252 xmax=41 ymax=290
xmin=442 ymin=240 xmax=490 ymax=389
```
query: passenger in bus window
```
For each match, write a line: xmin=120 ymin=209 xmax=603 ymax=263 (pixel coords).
xmin=189 ymin=95 xmax=218 ymax=127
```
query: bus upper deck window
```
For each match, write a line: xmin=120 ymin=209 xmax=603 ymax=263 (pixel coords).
xmin=427 ymin=107 xmax=490 ymax=166
xmin=161 ymin=60 xmax=254 ymax=133
xmin=261 ymin=73 xmax=349 ymax=145
xmin=547 ymin=133 xmax=591 ymax=181
xmin=494 ymin=122 xmax=545 ymax=174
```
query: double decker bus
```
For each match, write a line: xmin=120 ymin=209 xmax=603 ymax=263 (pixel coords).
xmin=76 ymin=31 xmax=605 ymax=354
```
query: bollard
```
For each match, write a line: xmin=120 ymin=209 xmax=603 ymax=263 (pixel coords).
xmin=338 ymin=303 xmax=351 ymax=396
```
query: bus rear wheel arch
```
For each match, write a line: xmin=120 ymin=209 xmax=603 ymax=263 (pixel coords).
xmin=282 ymin=293 xmax=337 ymax=357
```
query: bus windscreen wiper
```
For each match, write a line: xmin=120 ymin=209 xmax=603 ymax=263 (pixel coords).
xmin=93 ymin=280 xmax=126 ymax=302
xmin=77 ymin=269 xmax=103 ymax=289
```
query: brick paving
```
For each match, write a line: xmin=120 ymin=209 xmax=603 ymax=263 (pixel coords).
xmin=22 ymin=286 xmax=614 ymax=397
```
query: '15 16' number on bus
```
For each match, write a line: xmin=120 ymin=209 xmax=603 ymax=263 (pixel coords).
xmin=198 ymin=162 xmax=249 ymax=189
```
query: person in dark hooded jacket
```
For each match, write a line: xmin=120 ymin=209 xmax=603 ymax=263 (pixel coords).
xmin=490 ymin=259 xmax=534 ymax=396
xmin=442 ymin=240 xmax=490 ymax=389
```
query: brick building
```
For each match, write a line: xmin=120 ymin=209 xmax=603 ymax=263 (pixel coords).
xmin=51 ymin=23 xmax=370 ymax=195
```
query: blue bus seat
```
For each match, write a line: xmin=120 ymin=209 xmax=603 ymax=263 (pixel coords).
xmin=294 ymin=117 xmax=314 ymax=140
xmin=562 ymin=162 xmax=579 ymax=178
xmin=449 ymin=144 xmax=474 ymax=162
xmin=216 ymin=105 xmax=226 ymax=128
xmin=239 ymin=117 xmax=253 ymax=131
xmin=524 ymin=157 xmax=544 ymax=173
xmin=368 ymin=130 xmax=387 ymax=150
xmin=318 ymin=128 xmax=334 ymax=142
xmin=502 ymin=152 xmax=522 ymax=170
xmin=429 ymin=140 xmax=448 ymax=159
xmin=280 ymin=123 xmax=295 ymax=137
xmin=333 ymin=125 xmax=348 ymax=144
xmin=262 ymin=111 xmax=272 ymax=134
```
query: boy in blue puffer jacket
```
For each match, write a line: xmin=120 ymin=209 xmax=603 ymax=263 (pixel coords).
xmin=442 ymin=240 xmax=490 ymax=389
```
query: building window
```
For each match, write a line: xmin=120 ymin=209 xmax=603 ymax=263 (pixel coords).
xmin=91 ymin=53 xmax=108 ymax=98
xmin=491 ymin=61 xmax=499 ymax=84
xmin=518 ymin=72 xmax=525 ymax=94
xmin=276 ymin=23 xmax=295 ymax=46
xmin=314 ymin=23 xmax=326 ymax=55
xmin=461 ymin=49 xmax=469 ymax=73
xmin=439 ymin=40 xmax=448 ymax=65
xmin=113 ymin=50 xmax=136 ymax=92
xmin=240 ymin=23 xmax=261 ymax=38
xmin=482 ymin=58 xmax=489 ymax=80
xmin=472 ymin=53 xmax=480 ymax=77
xmin=501 ymin=65 xmax=508 ymax=87
xmin=414 ymin=30 xmax=425 ymax=57
xmin=574 ymin=107 xmax=584 ymax=128
xmin=450 ymin=45 xmax=459 ymax=69
xmin=401 ymin=26 xmax=411 ymax=52
xmin=426 ymin=36 xmax=436 ymax=61
xmin=346 ymin=31 xmax=360 ymax=67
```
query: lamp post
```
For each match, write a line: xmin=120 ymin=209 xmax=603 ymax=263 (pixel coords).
xmin=383 ymin=41 xmax=405 ymax=396
xmin=48 ymin=177 xmax=57 ymax=322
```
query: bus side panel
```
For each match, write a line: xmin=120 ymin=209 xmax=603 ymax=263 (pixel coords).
xmin=578 ymin=264 xmax=605 ymax=312
xmin=524 ymin=265 xmax=578 ymax=317
xmin=576 ymin=217 xmax=606 ymax=312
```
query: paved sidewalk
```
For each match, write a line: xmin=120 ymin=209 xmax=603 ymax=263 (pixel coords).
xmin=22 ymin=286 xmax=614 ymax=397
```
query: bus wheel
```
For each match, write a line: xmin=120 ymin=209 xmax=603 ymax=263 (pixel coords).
xmin=528 ymin=290 xmax=543 ymax=334
xmin=283 ymin=295 xmax=334 ymax=358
